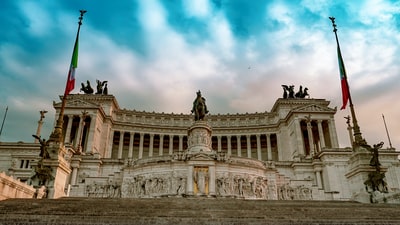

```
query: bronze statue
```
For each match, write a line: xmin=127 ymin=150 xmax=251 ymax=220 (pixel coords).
xmin=32 ymin=135 xmax=50 ymax=160
xmin=80 ymin=80 xmax=94 ymax=94
xmin=96 ymin=80 xmax=108 ymax=94
xmin=103 ymin=83 xmax=108 ymax=95
xmin=281 ymin=85 xmax=295 ymax=98
xmin=363 ymin=142 xmax=384 ymax=168
xmin=302 ymin=88 xmax=309 ymax=98
xmin=191 ymin=90 xmax=208 ymax=121
xmin=295 ymin=85 xmax=303 ymax=98
xmin=282 ymin=85 xmax=309 ymax=99
xmin=362 ymin=141 xmax=388 ymax=193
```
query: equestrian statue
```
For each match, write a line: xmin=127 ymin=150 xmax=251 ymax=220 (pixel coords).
xmin=191 ymin=90 xmax=209 ymax=121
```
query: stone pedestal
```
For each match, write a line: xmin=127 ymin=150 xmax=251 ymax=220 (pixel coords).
xmin=41 ymin=142 xmax=72 ymax=199
xmin=345 ymin=149 xmax=385 ymax=203
xmin=187 ymin=121 xmax=213 ymax=154
xmin=185 ymin=121 xmax=216 ymax=197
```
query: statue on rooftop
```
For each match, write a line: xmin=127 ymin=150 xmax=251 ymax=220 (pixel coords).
xmin=80 ymin=80 xmax=94 ymax=94
xmin=191 ymin=90 xmax=208 ymax=121
xmin=282 ymin=85 xmax=309 ymax=99
xmin=281 ymin=85 xmax=295 ymax=98
xmin=96 ymin=80 xmax=108 ymax=94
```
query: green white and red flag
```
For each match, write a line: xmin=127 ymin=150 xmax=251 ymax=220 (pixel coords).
xmin=336 ymin=45 xmax=350 ymax=110
xmin=64 ymin=32 xmax=80 ymax=95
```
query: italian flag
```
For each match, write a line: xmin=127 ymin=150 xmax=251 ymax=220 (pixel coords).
xmin=337 ymin=46 xmax=349 ymax=110
xmin=64 ymin=34 xmax=79 ymax=95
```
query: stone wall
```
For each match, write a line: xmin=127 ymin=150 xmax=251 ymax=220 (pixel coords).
xmin=0 ymin=172 xmax=46 ymax=200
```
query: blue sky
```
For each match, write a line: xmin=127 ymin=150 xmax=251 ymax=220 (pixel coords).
xmin=0 ymin=0 xmax=399 ymax=149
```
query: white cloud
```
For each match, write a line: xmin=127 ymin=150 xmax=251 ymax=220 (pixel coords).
xmin=17 ymin=2 xmax=52 ymax=37
xmin=207 ymin=13 xmax=236 ymax=59
xmin=137 ymin=0 xmax=168 ymax=33
xmin=183 ymin=0 xmax=211 ymax=18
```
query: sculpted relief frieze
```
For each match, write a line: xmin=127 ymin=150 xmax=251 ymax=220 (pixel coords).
xmin=121 ymin=172 xmax=186 ymax=198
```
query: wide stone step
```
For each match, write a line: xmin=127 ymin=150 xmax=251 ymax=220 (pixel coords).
xmin=0 ymin=197 xmax=399 ymax=224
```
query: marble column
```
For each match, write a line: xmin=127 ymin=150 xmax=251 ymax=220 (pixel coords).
xmin=159 ymin=134 xmax=164 ymax=156
xmin=227 ymin=135 xmax=232 ymax=156
xmin=107 ymin=130 xmax=114 ymax=158
xmin=149 ymin=134 xmax=154 ymax=157
xmin=306 ymin=120 xmax=315 ymax=156
xmin=329 ymin=118 xmax=339 ymax=148
xmin=169 ymin=135 xmax=174 ymax=155
xmin=187 ymin=165 xmax=194 ymax=195
xmin=246 ymin=135 xmax=251 ymax=158
xmin=179 ymin=135 xmax=183 ymax=152
xmin=139 ymin=133 xmax=144 ymax=159
xmin=236 ymin=135 xmax=241 ymax=157
xmin=85 ymin=115 xmax=96 ymax=154
xmin=70 ymin=167 xmax=78 ymax=186
xmin=208 ymin=166 xmax=216 ymax=196
xmin=128 ymin=132 xmax=134 ymax=158
xmin=64 ymin=115 xmax=74 ymax=144
xmin=70 ymin=159 xmax=81 ymax=186
xmin=266 ymin=134 xmax=272 ymax=161
xmin=217 ymin=136 xmax=222 ymax=152
xmin=276 ymin=132 xmax=282 ymax=161
xmin=118 ymin=131 xmax=125 ymax=159
xmin=295 ymin=118 xmax=305 ymax=155
xmin=317 ymin=120 xmax=326 ymax=150
xmin=256 ymin=134 xmax=261 ymax=160
xmin=315 ymin=170 xmax=323 ymax=189
xmin=75 ymin=116 xmax=84 ymax=149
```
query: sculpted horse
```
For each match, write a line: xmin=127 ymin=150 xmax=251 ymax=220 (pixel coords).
xmin=191 ymin=91 xmax=208 ymax=121
xmin=80 ymin=80 xmax=94 ymax=94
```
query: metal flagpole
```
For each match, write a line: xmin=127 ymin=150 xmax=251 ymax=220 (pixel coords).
xmin=329 ymin=17 xmax=366 ymax=148
xmin=0 ymin=106 xmax=8 ymax=140
xmin=382 ymin=114 xmax=393 ymax=149
xmin=49 ymin=10 xmax=87 ymax=142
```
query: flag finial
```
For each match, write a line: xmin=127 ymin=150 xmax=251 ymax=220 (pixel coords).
xmin=78 ymin=10 xmax=87 ymax=26
xmin=329 ymin=17 xmax=337 ymax=33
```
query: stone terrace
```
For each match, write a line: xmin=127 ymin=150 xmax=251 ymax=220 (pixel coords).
xmin=0 ymin=197 xmax=400 ymax=224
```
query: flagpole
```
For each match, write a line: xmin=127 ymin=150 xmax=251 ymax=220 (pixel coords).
xmin=49 ymin=10 xmax=87 ymax=142
xmin=382 ymin=114 xmax=393 ymax=149
xmin=329 ymin=17 xmax=366 ymax=148
xmin=0 ymin=106 xmax=8 ymax=141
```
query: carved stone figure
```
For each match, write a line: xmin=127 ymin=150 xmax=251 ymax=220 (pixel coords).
xmin=80 ymin=80 xmax=94 ymax=94
xmin=194 ymin=167 xmax=208 ymax=195
xmin=191 ymin=90 xmax=208 ymax=121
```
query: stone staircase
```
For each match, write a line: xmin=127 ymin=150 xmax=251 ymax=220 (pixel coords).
xmin=0 ymin=197 xmax=400 ymax=224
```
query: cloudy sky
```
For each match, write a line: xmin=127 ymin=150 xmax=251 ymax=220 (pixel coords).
xmin=0 ymin=0 xmax=399 ymax=149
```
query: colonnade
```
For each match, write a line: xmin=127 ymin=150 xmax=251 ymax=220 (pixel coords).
xmin=62 ymin=114 xmax=94 ymax=153
xmin=107 ymin=131 xmax=279 ymax=161
xmin=298 ymin=118 xmax=338 ymax=156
